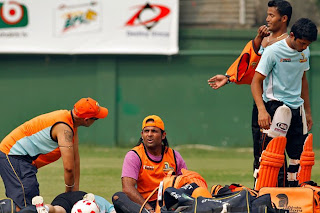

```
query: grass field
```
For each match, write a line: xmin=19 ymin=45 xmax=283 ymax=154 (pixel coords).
xmin=1 ymin=145 xmax=320 ymax=204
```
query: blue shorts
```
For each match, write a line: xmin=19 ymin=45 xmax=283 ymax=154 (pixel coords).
xmin=0 ymin=151 xmax=39 ymax=209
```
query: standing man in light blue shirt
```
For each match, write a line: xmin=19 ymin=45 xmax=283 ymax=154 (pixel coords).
xmin=251 ymin=18 xmax=318 ymax=187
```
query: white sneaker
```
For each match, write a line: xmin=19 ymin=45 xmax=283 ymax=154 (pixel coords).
xmin=32 ymin=196 xmax=48 ymax=213
xmin=83 ymin=193 xmax=95 ymax=202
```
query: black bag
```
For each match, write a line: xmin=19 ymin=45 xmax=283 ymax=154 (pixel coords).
xmin=0 ymin=198 xmax=15 ymax=213
xmin=193 ymin=190 xmax=273 ymax=213
xmin=162 ymin=187 xmax=194 ymax=212
xmin=161 ymin=188 xmax=277 ymax=213
xmin=112 ymin=191 xmax=148 ymax=213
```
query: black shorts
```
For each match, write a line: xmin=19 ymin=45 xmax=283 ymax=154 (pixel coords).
xmin=51 ymin=191 xmax=87 ymax=213
xmin=0 ymin=151 xmax=39 ymax=209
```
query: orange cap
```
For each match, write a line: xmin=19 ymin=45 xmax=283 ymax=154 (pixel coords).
xmin=142 ymin=115 xmax=164 ymax=131
xmin=74 ymin=97 xmax=108 ymax=119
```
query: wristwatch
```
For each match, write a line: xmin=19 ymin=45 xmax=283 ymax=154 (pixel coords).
xmin=225 ymin=74 xmax=231 ymax=84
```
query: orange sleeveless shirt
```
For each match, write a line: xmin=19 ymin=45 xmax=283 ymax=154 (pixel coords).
xmin=0 ymin=110 xmax=76 ymax=168
xmin=226 ymin=40 xmax=261 ymax=85
xmin=132 ymin=143 xmax=177 ymax=201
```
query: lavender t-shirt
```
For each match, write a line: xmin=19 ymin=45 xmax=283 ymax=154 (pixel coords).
xmin=121 ymin=149 xmax=187 ymax=180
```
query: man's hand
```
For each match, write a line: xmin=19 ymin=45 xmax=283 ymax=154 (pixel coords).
xmin=253 ymin=25 xmax=270 ymax=51
xmin=258 ymin=109 xmax=272 ymax=130
xmin=257 ymin=25 xmax=270 ymax=39
xmin=306 ymin=113 xmax=313 ymax=131
xmin=208 ymin=75 xmax=228 ymax=89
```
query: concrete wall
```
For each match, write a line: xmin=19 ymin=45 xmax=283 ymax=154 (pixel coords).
xmin=180 ymin=0 xmax=320 ymax=28
xmin=180 ymin=0 xmax=256 ymax=28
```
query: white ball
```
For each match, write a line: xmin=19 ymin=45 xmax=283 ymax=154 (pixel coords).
xmin=71 ymin=199 xmax=100 ymax=213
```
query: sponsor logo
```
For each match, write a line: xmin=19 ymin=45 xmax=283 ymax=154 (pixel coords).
xmin=299 ymin=53 xmax=307 ymax=63
xmin=276 ymin=193 xmax=302 ymax=212
xmin=55 ymin=1 xmax=101 ymax=36
xmin=63 ymin=9 xmax=97 ymax=32
xmin=277 ymin=194 xmax=288 ymax=208
xmin=280 ymin=58 xmax=291 ymax=62
xmin=163 ymin=162 xmax=174 ymax=172
xmin=274 ymin=128 xmax=287 ymax=135
xmin=143 ymin=165 xmax=154 ymax=170
xmin=250 ymin=61 xmax=258 ymax=68
xmin=201 ymin=198 xmax=217 ymax=204
xmin=201 ymin=194 xmax=241 ymax=204
xmin=274 ymin=122 xmax=288 ymax=135
xmin=125 ymin=3 xmax=170 ymax=30
xmin=181 ymin=184 xmax=194 ymax=190
xmin=170 ymin=191 xmax=181 ymax=199
xmin=0 ymin=1 xmax=28 ymax=29
xmin=125 ymin=3 xmax=171 ymax=38
xmin=276 ymin=122 xmax=288 ymax=131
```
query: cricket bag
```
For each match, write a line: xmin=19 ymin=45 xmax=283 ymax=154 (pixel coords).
xmin=112 ymin=192 xmax=149 ymax=213
xmin=155 ymin=169 xmax=210 ymax=213
xmin=161 ymin=187 xmax=276 ymax=213
xmin=0 ymin=198 xmax=15 ymax=213
xmin=258 ymin=186 xmax=314 ymax=212
xmin=299 ymin=181 xmax=320 ymax=213
xmin=211 ymin=183 xmax=258 ymax=197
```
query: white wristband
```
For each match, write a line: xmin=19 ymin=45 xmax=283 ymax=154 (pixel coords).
xmin=65 ymin=183 xmax=75 ymax=188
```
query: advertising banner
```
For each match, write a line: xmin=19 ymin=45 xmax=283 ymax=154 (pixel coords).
xmin=0 ymin=0 xmax=178 ymax=54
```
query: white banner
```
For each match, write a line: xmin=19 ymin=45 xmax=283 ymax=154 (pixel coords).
xmin=0 ymin=0 xmax=178 ymax=55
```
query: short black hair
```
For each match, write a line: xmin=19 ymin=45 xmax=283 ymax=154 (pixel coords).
xmin=291 ymin=18 xmax=318 ymax=42
xmin=268 ymin=0 xmax=292 ymax=26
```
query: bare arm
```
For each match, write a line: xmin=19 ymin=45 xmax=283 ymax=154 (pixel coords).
xmin=122 ymin=177 xmax=155 ymax=212
xmin=73 ymin=129 xmax=80 ymax=191
xmin=251 ymin=72 xmax=271 ymax=129
xmin=208 ymin=26 xmax=269 ymax=90
xmin=53 ymin=123 xmax=76 ymax=192
xmin=301 ymin=72 xmax=313 ymax=131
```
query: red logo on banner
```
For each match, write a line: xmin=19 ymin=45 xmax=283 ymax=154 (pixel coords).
xmin=0 ymin=1 xmax=28 ymax=28
xmin=125 ymin=3 xmax=170 ymax=30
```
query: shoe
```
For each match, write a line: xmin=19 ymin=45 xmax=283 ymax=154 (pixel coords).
xmin=32 ymin=196 xmax=48 ymax=213
xmin=83 ymin=193 xmax=95 ymax=202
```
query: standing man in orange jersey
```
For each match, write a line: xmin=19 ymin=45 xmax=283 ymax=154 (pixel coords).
xmin=208 ymin=0 xmax=293 ymax=186
xmin=208 ymin=0 xmax=292 ymax=88
xmin=0 ymin=97 xmax=108 ymax=212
